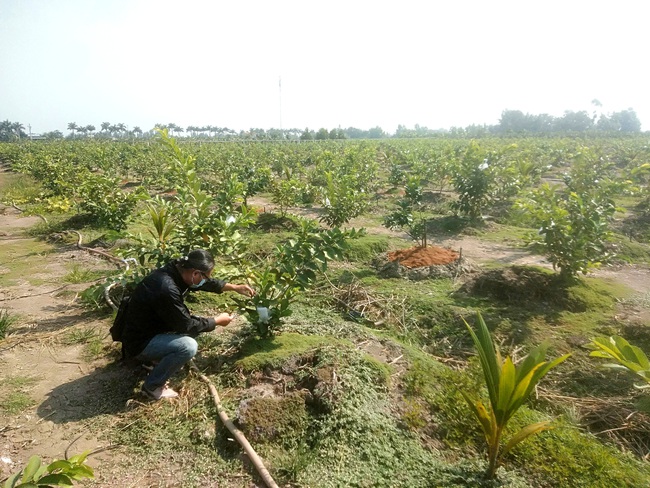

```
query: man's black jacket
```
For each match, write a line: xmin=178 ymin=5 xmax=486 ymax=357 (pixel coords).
xmin=121 ymin=261 xmax=226 ymax=358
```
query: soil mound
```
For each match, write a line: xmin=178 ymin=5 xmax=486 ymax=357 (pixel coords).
xmin=374 ymin=245 xmax=477 ymax=280
xmin=458 ymin=266 xmax=588 ymax=312
xmin=387 ymin=246 xmax=459 ymax=268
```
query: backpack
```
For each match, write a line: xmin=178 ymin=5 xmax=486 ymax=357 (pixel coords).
xmin=110 ymin=295 xmax=130 ymax=342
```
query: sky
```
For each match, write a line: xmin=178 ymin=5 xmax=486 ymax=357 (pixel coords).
xmin=1 ymin=0 xmax=649 ymax=134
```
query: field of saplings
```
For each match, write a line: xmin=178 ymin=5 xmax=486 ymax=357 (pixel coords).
xmin=1 ymin=132 xmax=650 ymax=487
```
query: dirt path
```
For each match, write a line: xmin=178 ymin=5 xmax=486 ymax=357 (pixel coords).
xmin=0 ymin=204 xmax=132 ymax=484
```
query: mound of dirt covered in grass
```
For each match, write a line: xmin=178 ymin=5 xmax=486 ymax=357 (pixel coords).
xmin=460 ymin=266 xmax=559 ymax=302
xmin=458 ymin=266 xmax=616 ymax=313
xmin=373 ymin=245 xmax=478 ymax=280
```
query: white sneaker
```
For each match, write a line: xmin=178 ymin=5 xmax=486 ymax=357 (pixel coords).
xmin=142 ymin=384 xmax=178 ymax=400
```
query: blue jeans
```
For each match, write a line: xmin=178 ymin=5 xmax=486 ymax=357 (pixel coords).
xmin=136 ymin=334 xmax=198 ymax=390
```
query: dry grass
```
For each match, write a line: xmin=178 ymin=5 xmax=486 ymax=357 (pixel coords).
xmin=539 ymin=387 xmax=650 ymax=459
xmin=326 ymin=278 xmax=417 ymax=335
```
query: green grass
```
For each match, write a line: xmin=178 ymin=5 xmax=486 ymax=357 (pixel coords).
xmin=0 ymin=239 xmax=56 ymax=287
xmin=0 ymin=392 xmax=34 ymax=415
xmin=234 ymin=332 xmax=349 ymax=372
xmin=63 ymin=264 xmax=112 ymax=283
xmin=0 ymin=308 xmax=17 ymax=339
xmin=511 ymin=409 xmax=650 ymax=488
xmin=610 ymin=233 xmax=650 ymax=263
xmin=0 ymin=376 xmax=38 ymax=415
xmin=475 ymin=222 xmax=532 ymax=245
xmin=61 ymin=326 xmax=106 ymax=360
xmin=344 ymin=234 xmax=390 ymax=262
xmin=0 ymin=174 xmax=42 ymax=204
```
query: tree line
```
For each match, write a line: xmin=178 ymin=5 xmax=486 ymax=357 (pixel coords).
xmin=1 ymin=105 xmax=643 ymax=142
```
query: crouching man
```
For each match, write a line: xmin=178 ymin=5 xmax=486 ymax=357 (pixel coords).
xmin=122 ymin=249 xmax=254 ymax=400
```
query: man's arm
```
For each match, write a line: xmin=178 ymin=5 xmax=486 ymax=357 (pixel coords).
xmin=157 ymin=287 xmax=216 ymax=335
xmin=222 ymin=282 xmax=255 ymax=297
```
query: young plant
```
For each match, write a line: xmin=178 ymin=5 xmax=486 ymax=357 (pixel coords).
xmin=517 ymin=148 xmax=622 ymax=278
xmin=320 ymin=171 xmax=369 ymax=227
xmin=518 ymin=182 xmax=617 ymax=278
xmin=588 ymin=336 xmax=650 ymax=387
xmin=383 ymin=175 xmax=428 ymax=247
xmin=155 ymin=129 xmax=253 ymax=261
xmin=3 ymin=452 xmax=94 ymax=488
xmin=77 ymin=174 xmax=144 ymax=231
xmin=451 ymin=142 xmax=494 ymax=220
xmin=0 ymin=308 xmax=17 ymax=339
xmin=234 ymin=220 xmax=362 ymax=337
xmin=463 ymin=312 xmax=570 ymax=479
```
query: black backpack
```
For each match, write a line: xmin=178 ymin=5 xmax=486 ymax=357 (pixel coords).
xmin=110 ymin=295 xmax=130 ymax=342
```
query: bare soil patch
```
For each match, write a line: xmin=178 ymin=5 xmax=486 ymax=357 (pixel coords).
xmin=388 ymin=245 xmax=459 ymax=268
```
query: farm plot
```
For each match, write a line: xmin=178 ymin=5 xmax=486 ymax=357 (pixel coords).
xmin=1 ymin=135 xmax=650 ymax=487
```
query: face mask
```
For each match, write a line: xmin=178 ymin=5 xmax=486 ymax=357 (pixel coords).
xmin=190 ymin=272 xmax=207 ymax=289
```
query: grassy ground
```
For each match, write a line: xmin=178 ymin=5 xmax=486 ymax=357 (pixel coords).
xmin=91 ymin=217 xmax=650 ymax=487
xmin=3 ymin=168 xmax=650 ymax=486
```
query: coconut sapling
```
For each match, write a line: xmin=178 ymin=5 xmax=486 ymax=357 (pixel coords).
xmin=463 ymin=312 xmax=570 ymax=479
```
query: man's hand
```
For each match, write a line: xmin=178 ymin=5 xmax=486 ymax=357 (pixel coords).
xmin=224 ymin=283 xmax=256 ymax=297
xmin=214 ymin=312 xmax=235 ymax=326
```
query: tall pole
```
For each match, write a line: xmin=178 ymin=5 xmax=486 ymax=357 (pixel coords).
xmin=279 ymin=76 xmax=282 ymax=131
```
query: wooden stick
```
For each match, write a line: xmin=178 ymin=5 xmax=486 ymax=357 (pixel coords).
xmin=189 ymin=360 xmax=279 ymax=488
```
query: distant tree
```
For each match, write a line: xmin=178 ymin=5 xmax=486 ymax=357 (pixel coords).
xmin=250 ymin=128 xmax=267 ymax=139
xmin=300 ymin=128 xmax=314 ymax=141
xmin=591 ymin=99 xmax=603 ymax=123
xmin=43 ymin=130 xmax=64 ymax=139
xmin=0 ymin=120 xmax=26 ymax=141
xmin=344 ymin=127 xmax=365 ymax=139
xmin=166 ymin=123 xmax=182 ymax=136
xmin=267 ymin=128 xmax=286 ymax=140
xmin=285 ymin=128 xmax=297 ymax=139
xmin=132 ymin=126 xmax=142 ymax=137
xmin=395 ymin=124 xmax=414 ymax=138
xmin=315 ymin=128 xmax=329 ymax=140
xmin=554 ymin=110 xmax=593 ymax=132
xmin=498 ymin=110 xmax=531 ymax=133
xmin=115 ymin=123 xmax=127 ymax=137
xmin=616 ymin=109 xmax=642 ymax=132
xmin=67 ymin=122 xmax=78 ymax=137
xmin=367 ymin=126 xmax=385 ymax=139
xmin=99 ymin=122 xmax=111 ymax=137
xmin=329 ymin=128 xmax=345 ymax=139
xmin=11 ymin=122 xmax=26 ymax=140
xmin=85 ymin=124 xmax=96 ymax=137
xmin=464 ymin=124 xmax=490 ymax=137
xmin=597 ymin=109 xmax=641 ymax=133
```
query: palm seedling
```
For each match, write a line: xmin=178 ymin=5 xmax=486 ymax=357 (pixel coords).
xmin=463 ymin=312 xmax=570 ymax=479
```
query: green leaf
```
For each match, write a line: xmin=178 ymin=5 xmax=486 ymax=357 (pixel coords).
xmin=464 ymin=312 xmax=500 ymax=408
xmin=20 ymin=456 xmax=41 ymax=483
xmin=3 ymin=471 xmax=21 ymax=488
xmin=496 ymin=357 xmax=516 ymax=420
xmin=35 ymin=473 xmax=73 ymax=486
xmin=461 ymin=392 xmax=496 ymax=443
xmin=502 ymin=420 xmax=553 ymax=456
xmin=66 ymin=464 xmax=94 ymax=480
xmin=46 ymin=461 xmax=72 ymax=473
